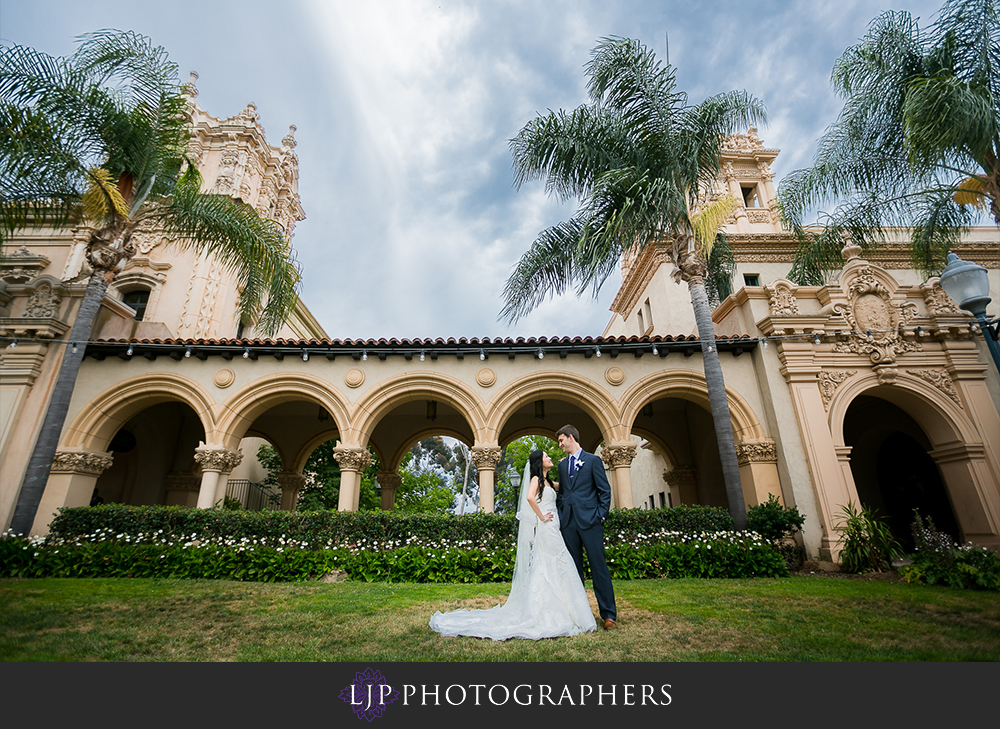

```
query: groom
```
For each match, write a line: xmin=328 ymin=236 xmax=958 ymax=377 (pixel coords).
xmin=555 ymin=424 xmax=617 ymax=629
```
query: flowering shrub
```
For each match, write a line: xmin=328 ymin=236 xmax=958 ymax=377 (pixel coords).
xmin=1 ymin=520 xmax=788 ymax=582
xmin=902 ymin=511 xmax=1000 ymax=591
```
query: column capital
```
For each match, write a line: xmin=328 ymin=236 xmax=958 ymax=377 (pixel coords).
xmin=735 ymin=440 xmax=777 ymax=467
xmin=194 ymin=443 xmax=243 ymax=474
xmin=377 ymin=472 xmax=403 ymax=491
xmin=333 ymin=447 xmax=372 ymax=473
xmin=470 ymin=446 xmax=502 ymax=471
xmin=276 ymin=472 xmax=307 ymax=494
xmin=51 ymin=448 xmax=114 ymax=477
xmin=601 ymin=443 xmax=638 ymax=468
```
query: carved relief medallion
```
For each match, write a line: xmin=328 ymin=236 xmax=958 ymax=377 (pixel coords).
xmin=833 ymin=266 xmax=919 ymax=364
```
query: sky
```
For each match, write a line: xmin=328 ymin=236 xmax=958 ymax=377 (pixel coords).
xmin=1 ymin=0 xmax=945 ymax=340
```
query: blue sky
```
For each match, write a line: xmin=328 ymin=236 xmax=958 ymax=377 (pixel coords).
xmin=1 ymin=0 xmax=943 ymax=339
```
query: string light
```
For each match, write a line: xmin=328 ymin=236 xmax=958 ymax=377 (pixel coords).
xmin=761 ymin=337 xmax=768 ymax=348
xmin=126 ymin=344 xmax=134 ymax=356
xmin=651 ymin=343 xmax=658 ymax=356
xmin=479 ymin=349 xmax=486 ymax=361
xmin=71 ymin=342 xmax=78 ymax=353
xmin=419 ymin=350 xmax=425 ymax=362
xmin=6 ymin=339 xmax=15 ymax=349
xmin=595 ymin=346 xmax=601 ymax=357
xmin=537 ymin=348 xmax=544 ymax=359
xmin=916 ymin=327 xmax=925 ymax=338
xmin=813 ymin=334 xmax=821 ymax=345
xmin=185 ymin=347 xmax=192 ymax=358
xmin=361 ymin=350 xmax=368 ymax=361
xmin=301 ymin=350 xmax=309 ymax=362
xmin=243 ymin=348 xmax=250 ymax=359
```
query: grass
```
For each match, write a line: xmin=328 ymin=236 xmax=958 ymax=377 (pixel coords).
xmin=1 ymin=575 xmax=998 ymax=662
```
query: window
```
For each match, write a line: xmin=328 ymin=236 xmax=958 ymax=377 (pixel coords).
xmin=123 ymin=290 xmax=150 ymax=321
xmin=659 ymin=492 xmax=666 ymax=508
xmin=643 ymin=298 xmax=653 ymax=329
xmin=649 ymin=495 xmax=655 ymax=509
xmin=743 ymin=274 xmax=760 ymax=287
xmin=741 ymin=184 xmax=760 ymax=208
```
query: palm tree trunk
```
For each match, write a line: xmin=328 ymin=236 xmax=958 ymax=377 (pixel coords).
xmin=685 ymin=272 xmax=748 ymax=530
xmin=9 ymin=270 xmax=110 ymax=535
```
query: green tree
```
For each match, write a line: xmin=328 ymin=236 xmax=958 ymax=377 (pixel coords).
xmin=256 ymin=441 xmax=380 ymax=511
xmin=500 ymin=37 xmax=766 ymax=529
xmin=394 ymin=452 xmax=458 ymax=514
xmin=2 ymin=31 xmax=301 ymax=535
xmin=778 ymin=0 xmax=1000 ymax=284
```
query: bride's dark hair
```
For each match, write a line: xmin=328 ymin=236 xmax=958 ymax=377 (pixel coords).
xmin=528 ymin=449 xmax=552 ymax=499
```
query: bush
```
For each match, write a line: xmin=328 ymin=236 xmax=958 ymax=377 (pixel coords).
xmin=746 ymin=494 xmax=806 ymax=569
xmin=836 ymin=502 xmax=903 ymax=573
xmin=2 ymin=503 xmax=787 ymax=583
xmin=902 ymin=511 xmax=1000 ymax=591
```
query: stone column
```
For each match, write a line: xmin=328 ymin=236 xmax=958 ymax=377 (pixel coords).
xmin=735 ymin=440 xmax=781 ymax=507
xmin=276 ymin=472 xmax=307 ymax=511
xmin=601 ymin=443 xmax=637 ymax=510
xmin=193 ymin=444 xmax=243 ymax=509
xmin=664 ymin=466 xmax=699 ymax=506
xmin=164 ymin=473 xmax=201 ymax=507
xmin=31 ymin=448 xmax=114 ymax=535
xmin=377 ymin=472 xmax=402 ymax=511
xmin=334 ymin=447 xmax=371 ymax=512
xmin=471 ymin=446 xmax=502 ymax=513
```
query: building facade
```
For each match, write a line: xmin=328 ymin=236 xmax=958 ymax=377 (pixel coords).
xmin=2 ymin=114 xmax=998 ymax=562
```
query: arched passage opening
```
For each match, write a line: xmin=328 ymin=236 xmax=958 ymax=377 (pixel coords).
xmin=844 ymin=395 xmax=960 ymax=550
xmin=95 ymin=401 xmax=207 ymax=507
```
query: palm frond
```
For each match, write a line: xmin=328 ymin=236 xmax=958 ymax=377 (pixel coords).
xmin=81 ymin=167 xmax=129 ymax=223
xmin=691 ymin=195 xmax=739 ymax=257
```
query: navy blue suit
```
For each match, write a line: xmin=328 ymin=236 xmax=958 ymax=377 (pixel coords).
xmin=556 ymin=450 xmax=616 ymax=621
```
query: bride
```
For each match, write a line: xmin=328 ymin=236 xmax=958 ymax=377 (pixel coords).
xmin=429 ymin=449 xmax=597 ymax=640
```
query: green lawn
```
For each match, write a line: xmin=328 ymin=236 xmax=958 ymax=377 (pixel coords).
xmin=1 ymin=575 xmax=997 ymax=662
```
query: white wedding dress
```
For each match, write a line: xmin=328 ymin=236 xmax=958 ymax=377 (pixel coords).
xmin=429 ymin=486 xmax=597 ymax=640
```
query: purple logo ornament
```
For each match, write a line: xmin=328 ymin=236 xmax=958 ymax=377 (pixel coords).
xmin=339 ymin=667 xmax=399 ymax=721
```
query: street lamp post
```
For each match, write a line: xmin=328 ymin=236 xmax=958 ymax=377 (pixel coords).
xmin=938 ymin=251 xmax=1000 ymax=374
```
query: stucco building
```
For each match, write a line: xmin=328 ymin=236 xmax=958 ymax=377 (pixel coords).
xmin=2 ymin=93 xmax=998 ymax=563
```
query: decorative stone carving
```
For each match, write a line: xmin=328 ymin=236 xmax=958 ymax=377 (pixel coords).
xmin=51 ymin=449 xmax=114 ymax=476
xmin=282 ymin=125 xmax=297 ymax=149
xmin=214 ymin=368 xmax=235 ymax=388
xmin=193 ymin=444 xmax=244 ymax=473
xmin=723 ymin=127 xmax=764 ymax=152
xmin=476 ymin=367 xmax=496 ymax=387
xmin=747 ymin=210 xmax=772 ymax=224
xmin=664 ymin=467 xmax=698 ymax=488
xmin=922 ymin=279 xmax=961 ymax=316
xmin=874 ymin=364 xmax=898 ymax=386
xmin=819 ymin=370 xmax=856 ymax=410
xmin=601 ymin=444 xmax=637 ymax=468
xmin=833 ymin=265 xmax=919 ymax=364
xmin=344 ymin=368 xmax=365 ymax=388
xmin=470 ymin=446 xmax=502 ymax=470
xmin=333 ymin=448 xmax=372 ymax=472
xmin=756 ymin=159 xmax=774 ymax=181
xmin=735 ymin=441 xmax=777 ymax=466
xmin=911 ymin=368 xmax=962 ymax=406
xmin=276 ymin=472 xmax=307 ymax=494
xmin=22 ymin=282 xmax=62 ymax=318
xmin=129 ymin=230 xmax=164 ymax=255
xmin=165 ymin=473 xmax=201 ymax=493
xmin=604 ymin=366 xmax=625 ymax=386
xmin=183 ymin=71 xmax=199 ymax=98
xmin=766 ymin=280 xmax=799 ymax=315
xmin=377 ymin=472 xmax=403 ymax=491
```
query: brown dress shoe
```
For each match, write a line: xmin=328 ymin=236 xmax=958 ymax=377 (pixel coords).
xmin=603 ymin=618 xmax=617 ymax=630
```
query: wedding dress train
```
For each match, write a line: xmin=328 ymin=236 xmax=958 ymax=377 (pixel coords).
xmin=429 ymin=487 xmax=597 ymax=640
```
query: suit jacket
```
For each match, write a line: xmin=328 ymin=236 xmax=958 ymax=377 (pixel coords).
xmin=556 ymin=449 xmax=611 ymax=530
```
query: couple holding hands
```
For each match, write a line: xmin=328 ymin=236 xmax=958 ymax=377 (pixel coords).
xmin=430 ymin=425 xmax=617 ymax=640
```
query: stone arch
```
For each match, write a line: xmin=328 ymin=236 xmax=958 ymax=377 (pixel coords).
xmin=349 ymin=372 xmax=488 ymax=446
xmin=61 ymin=372 xmax=217 ymax=451
xmin=619 ymin=369 xmax=767 ymax=443
xmin=486 ymin=371 xmax=623 ymax=446
xmin=830 ymin=370 xmax=1000 ymax=547
xmin=829 ymin=372 xmax=983 ymax=449
xmin=215 ymin=372 xmax=352 ymax=450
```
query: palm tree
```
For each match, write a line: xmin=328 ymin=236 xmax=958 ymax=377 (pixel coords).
xmin=778 ymin=0 xmax=999 ymax=284
xmin=1 ymin=30 xmax=301 ymax=535
xmin=500 ymin=37 xmax=768 ymax=529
